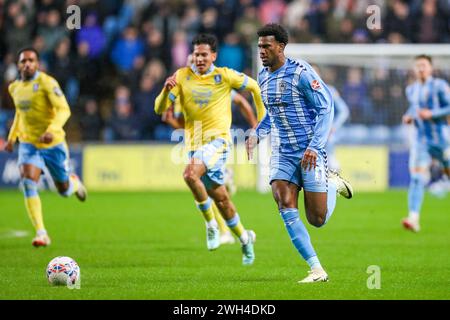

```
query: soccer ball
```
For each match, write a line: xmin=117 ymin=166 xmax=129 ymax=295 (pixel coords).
xmin=46 ymin=256 xmax=80 ymax=287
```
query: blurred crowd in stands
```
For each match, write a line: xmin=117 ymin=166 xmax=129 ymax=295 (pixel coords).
xmin=0 ymin=0 xmax=449 ymax=143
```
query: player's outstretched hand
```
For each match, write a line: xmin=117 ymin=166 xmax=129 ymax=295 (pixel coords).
xmin=164 ymin=75 xmax=177 ymax=91
xmin=39 ymin=132 xmax=53 ymax=144
xmin=245 ymin=132 xmax=258 ymax=160
xmin=301 ymin=149 xmax=317 ymax=171
xmin=4 ymin=140 xmax=14 ymax=153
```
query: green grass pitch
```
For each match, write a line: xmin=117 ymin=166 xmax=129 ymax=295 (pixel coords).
xmin=0 ymin=189 xmax=449 ymax=300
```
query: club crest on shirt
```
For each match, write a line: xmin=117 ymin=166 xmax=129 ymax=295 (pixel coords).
xmin=311 ymin=80 xmax=321 ymax=90
xmin=53 ymin=86 xmax=63 ymax=96
xmin=33 ymin=83 xmax=39 ymax=92
xmin=214 ymin=74 xmax=222 ymax=84
xmin=279 ymin=80 xmax=287 ymax=93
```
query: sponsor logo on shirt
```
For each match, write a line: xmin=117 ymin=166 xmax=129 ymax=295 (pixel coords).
xmin=311 ymin=80 xmax=321 ymax=90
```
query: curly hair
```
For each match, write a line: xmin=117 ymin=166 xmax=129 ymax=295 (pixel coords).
xmin=257 ymin=23 xmax=289 ymax=45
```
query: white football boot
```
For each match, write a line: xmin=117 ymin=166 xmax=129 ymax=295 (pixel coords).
xmin=402 ymin=216 xmax=420 ymax=232
xmin=298 ymin=268 xmax=329 ymax=283
xmin=329 ymin=170 xmax=353 ymax=199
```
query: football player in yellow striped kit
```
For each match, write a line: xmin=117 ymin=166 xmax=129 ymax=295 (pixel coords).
xmin=3 ymin=48 xmax=87 ymax=247
xmin=155 ymin=34 xmax=265 ymax=265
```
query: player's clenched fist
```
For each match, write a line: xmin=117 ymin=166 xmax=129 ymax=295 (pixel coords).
xmin=4 ymin=140 xmax=14 ymax=153
xmin=164 ymin=74 xmax=177 ymax=91
xmin=39 ymin=132 xmax=54 ymax=144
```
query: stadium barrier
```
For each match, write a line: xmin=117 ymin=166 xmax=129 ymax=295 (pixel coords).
xmin=0 ymin=144 xmax=409 ymax=191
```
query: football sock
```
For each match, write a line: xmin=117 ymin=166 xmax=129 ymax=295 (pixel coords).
xmin=408 ymin=172 xmax=427 ymax=217
xmin=225 ymin=213 xmax=248 ymax=244
xmin=324 ymin=180 xmax=337 ymax=225
xmin=22 ymin=178 xmax=45 ymax=232
xmin=212 ymin=203 xmax=229 ymax=234
xmin=306 ymin=256 xmax=322 ymax=270
xmin=61 ymin=174 xmax=80 ymax=197
xmin=280 ymin=208 xmax=318 ymax=266
xmin=195 ymin=198 xmax=217 ymax=228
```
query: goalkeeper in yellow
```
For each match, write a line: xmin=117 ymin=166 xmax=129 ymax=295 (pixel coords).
xmin=155 ymin=34 xmax=265 ymax=265
xmin=3 ymin=48 xmax=87 ymax=247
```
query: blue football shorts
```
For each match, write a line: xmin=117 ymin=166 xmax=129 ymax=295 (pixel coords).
xmin=188 ymin=138 xmax=230 ymax=189
xmin=18 ymin=142 xmax=71 ymax=183
xmin=270 ymin=148 xmax=329 ymax=192
xmin=409 ymin=142 xmax=450 ymax=170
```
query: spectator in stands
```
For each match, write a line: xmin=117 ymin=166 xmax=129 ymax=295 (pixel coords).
xmin=48 ymin=37 xmax=79 ymax=106
xmin=412 ymin=0 xmax=447 ymax=43
xmin=258 ymin=0 xmax=286 ymax=25
xmin=144 ymin=27 xmax=168 ymax=68
xmin=76 ymin=13 xmax=106 ymax=59
xmin=110 ymin=26 xmax=145 ymax=73
xmin=105 ymin=86 xmax=141 ymax=141
xmin=171 ymin=30 xmax=189 ymax=70
xmin=179 ymin=5 xmax=202 ymax=45
xmin=384 ymin=0 xmax=413 ymax=42
xmin=79 ymin=98 xmax=104 ymax=141
xmin=133 ymin=74 xmax=162 ymax=140
xmin=216 ymin=33 xmax=245 ymax=72
xmin=74 ymin=41 xmax=100 ymax=97
xmin=234 ymin=5 xmax=261 ymax=44
xmin=37 ymin=9 xmax=68 ymax=55
xmin=5 ymin=14 xmax=32 ymax=55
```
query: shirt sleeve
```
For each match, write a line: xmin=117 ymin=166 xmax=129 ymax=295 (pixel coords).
xmin=297 ymin=70 xmax=334 ymax=153
xmin=433 ymin=79 xmax=450 ymax=118
xmin=155 ymin=72 xmax=180 ymax=114
xmin=255 ymin=111 xmax=271 ymax=141
xmin=6 ymin=84 xmax=20 ymax=142
xmin=44 ymin=77 xmax=71 ymax=132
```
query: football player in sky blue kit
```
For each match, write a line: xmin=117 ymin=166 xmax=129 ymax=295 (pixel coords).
xmin=402 ymin=54 xmax=450 ymax=232
xmin=246 ymin=24 xmax=353 ymax=283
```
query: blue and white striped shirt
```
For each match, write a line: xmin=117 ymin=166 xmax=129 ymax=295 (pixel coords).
xmin=405 ymin=77 xmax=450 ymax=146
xmin=256 ymin=58 xmax=334 ymax=154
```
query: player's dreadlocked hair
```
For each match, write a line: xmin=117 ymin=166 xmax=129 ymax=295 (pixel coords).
xmin=257 ymin=23 xmax=289 ymax=45
xmin=192 ymin=34 xmax=218 ymax=52
xmin=415 ymin=54 xmax=433 ymax=65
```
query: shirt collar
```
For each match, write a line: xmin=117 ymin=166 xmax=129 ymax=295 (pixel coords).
xmin=21 ymin=70 xmax=40 ymax=82
xmin=191 ymin=64 xmax=215 ymax=76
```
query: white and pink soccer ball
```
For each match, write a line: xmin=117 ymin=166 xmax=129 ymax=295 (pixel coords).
xmin=46 ymin=256 xmax=80 ymax=287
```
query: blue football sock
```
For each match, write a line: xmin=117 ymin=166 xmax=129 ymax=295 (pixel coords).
xmin=280 ymin=208 xmax=319 ymax=266
xmin=408 ymin=172 xmax=427 ymax=215
xmin=324 ymin=181 xmax=337 ymax=225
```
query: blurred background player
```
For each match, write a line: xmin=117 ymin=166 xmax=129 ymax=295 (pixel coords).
xmin=3 ymin=48 xmax=87 ymax=247
xmin=155 ymin=34 xmax=265 ymax=265
xmin=312 ymin=64 xmax=350 ymax=172
xmin=247 ymin=24 xmax=353 ymax=283
xmin=402 ymin=54 xmax=450 ymax=232
xmin=162 ymin=55 xmax=258 ymax=245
